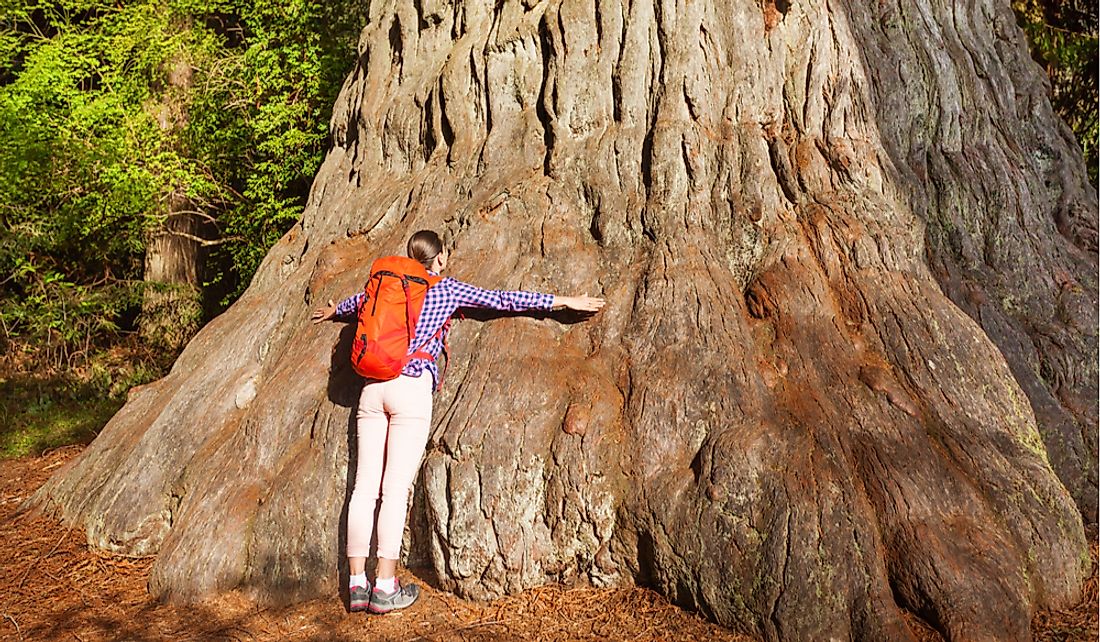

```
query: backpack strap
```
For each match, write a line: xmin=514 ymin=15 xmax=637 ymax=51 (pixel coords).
xmin=408 ymin=277 xmax=450 ymax=391
xmin=408 ymin=320 xmax=447 ymax=362
xmin=366 ymin=269 xmax=407 ymax=316
xmin=433 ymin=310 xmax=464 ymax=388
xmin=437 ymin=319 xmax=451 ymax=389
xmin=409 ymin=319 xmax=450 ymax=389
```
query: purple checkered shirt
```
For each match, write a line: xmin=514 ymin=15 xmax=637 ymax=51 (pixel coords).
xmin=335 ymin=276 xmax=555 ymax=390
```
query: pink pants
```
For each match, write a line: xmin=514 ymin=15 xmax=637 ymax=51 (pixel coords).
xmin=346 ymin=373 xmax=433 ymax=560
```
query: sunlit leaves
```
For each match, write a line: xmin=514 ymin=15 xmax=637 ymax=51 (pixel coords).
xmin=0 ymin=0 xmax=362 ymax=372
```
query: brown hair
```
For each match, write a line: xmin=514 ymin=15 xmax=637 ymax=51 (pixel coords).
xmin=406 ymin=230 xmax=444 ymax=270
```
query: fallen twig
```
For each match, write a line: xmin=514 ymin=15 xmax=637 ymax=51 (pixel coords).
xmin=2 ymin=612 xmax=23 ymax=641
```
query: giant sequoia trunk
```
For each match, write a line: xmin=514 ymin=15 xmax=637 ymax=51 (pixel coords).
xmin=32 ymin=1 xmax=1097 ymax=640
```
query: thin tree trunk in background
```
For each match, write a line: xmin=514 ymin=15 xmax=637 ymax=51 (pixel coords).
xmin=141 ymin=204 xmax=203 ymax=352
xmin=32 ymin=2 xmax=1097 ymax=641
xmin=139 ymin=55 xmax=203 ymax=353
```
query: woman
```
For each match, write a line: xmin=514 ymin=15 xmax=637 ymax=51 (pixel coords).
xmin=312 ymin=230 xmax=604 ymax=614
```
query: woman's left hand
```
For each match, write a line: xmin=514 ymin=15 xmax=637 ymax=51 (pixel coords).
xmin=311 ymin=300 xmax=338 ymax=324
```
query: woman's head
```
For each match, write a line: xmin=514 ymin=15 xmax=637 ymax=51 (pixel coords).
xmin=407 ymin=230 xmax=447 ymax=272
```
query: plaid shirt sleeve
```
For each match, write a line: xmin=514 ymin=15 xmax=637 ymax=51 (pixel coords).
xmin=411 ymin=278 xmax=553 ymax=348
xmin=444 ymin=278 xmax=555 ymax=312
xmin=334 ymin=293 xmax=363 ymax=319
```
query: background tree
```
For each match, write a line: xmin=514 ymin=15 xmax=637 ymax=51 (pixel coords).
xmin=0 ymin=0 xmax=361 ymax=373
xmin=0 ymin=0 xmax=363 ymax=457
xmin=32 ymin=1 xmax=1097 ymax=641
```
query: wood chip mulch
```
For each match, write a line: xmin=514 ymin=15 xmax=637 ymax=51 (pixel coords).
xmin=0 ymin=447 xmax=1095 ymax=642
xmin=1033 ymin=533 xmax=1099 ymax=642
xmin=0 ymin=447 xmax=750 ymax=642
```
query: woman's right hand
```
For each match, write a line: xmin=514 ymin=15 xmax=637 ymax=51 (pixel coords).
xmin=554 ymin=294 xmax=606 ymax=313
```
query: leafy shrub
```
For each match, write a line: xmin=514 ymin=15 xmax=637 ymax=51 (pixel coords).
xmin=0 ymin=0 xmax=362 ymax=381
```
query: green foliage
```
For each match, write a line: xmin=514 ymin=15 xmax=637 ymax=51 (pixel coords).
xmin=188 ymin=0 xmax=362 ymax=299
xmin=0 ymin=261 xmax=142 ymax=370
xmin=0 ymin=334 xmax=161 ymax=460
xmin=0 ymin=0 xmax=362 ymax=455
xmin=0 ymin=0 xmax=363 ymax=380
xmin=0 ymin=1 xmax=211 ymax=370
xmin=1013 ymin=0 xmax=1099 ymax=184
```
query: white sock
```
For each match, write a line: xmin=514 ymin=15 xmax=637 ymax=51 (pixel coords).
xmin=374 ymin=576 xmax=396 ymax=593
xmin=349 ymin=572 xmax=368 ymax=589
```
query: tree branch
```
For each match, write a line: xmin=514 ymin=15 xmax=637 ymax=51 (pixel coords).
xmin=158 ymin=230 xmax=243 ymax=247
xmin=166 ymin=209 xmax=221 ymax=226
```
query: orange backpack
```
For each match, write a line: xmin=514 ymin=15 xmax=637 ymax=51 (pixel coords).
xmin=350 ymin=256 xmax=443 ymax=381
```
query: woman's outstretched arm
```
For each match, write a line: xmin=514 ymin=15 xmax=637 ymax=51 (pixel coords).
xmin=311 ymin=282 xmax=605 ymax=324
xmin=445 ymin=279 xmax=604 ymax=313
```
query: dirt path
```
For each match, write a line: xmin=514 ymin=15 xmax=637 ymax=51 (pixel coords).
xmin=0 ymin=447 xmax=1094 ymax=641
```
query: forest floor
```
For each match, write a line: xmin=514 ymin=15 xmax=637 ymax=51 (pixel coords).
xmin=0 ymin=446 xmax=1095 ymax=642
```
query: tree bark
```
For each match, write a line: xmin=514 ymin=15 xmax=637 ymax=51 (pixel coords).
xmin=32 ymin=1 xmax=1096 ymax=640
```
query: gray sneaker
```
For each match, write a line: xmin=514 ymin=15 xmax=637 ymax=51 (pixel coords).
xmin=368 ymin=579 xmax=420 ymax=614
xmin=349 ymin=584 xmax=372 ymax=612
